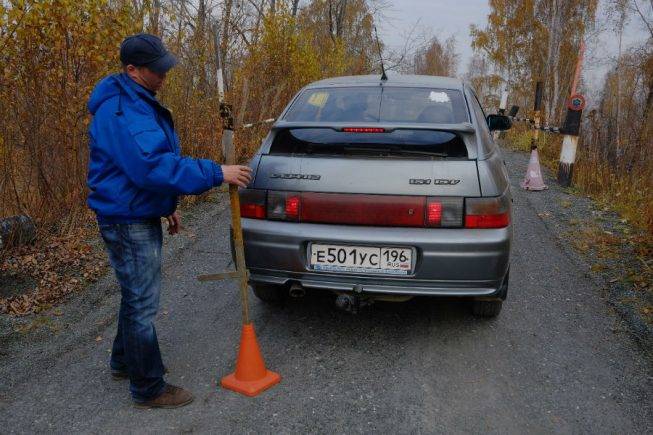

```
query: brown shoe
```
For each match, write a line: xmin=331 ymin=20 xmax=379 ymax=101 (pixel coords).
xmin=134 ymin=384 xmax=194 ymax=409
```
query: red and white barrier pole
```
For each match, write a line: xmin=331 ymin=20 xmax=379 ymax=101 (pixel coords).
xmin=557 ymin=43 xmax=585 ymax=187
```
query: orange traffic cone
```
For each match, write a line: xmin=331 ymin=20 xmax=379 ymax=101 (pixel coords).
xmin=520 ymin=148 xmax=548 ymax=191
xmin=221 ymin=323 xmax=281 ymax=396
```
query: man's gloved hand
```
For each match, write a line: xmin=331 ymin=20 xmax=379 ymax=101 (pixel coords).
xmin=221 ymin=165 xmax=253 ymax=188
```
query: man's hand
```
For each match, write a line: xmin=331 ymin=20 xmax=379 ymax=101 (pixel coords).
xmin=221 ymin=165 xmax=253 ymax=188
xmin=166 ymin=211 xmax=181 ymax=235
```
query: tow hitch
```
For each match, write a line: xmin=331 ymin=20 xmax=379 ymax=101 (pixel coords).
xmin=334 ymin=285 xmax=372 ymax=314
xmin=335 ymin=293 xmax=373 ymax=314
xmin=331 ymin=285 xmax=415 ymax=314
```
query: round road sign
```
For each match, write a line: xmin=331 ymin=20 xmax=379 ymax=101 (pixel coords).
xmin=567 ymin=94 xmax=586 ymax=111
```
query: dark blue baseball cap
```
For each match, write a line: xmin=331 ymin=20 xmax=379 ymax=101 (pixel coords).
xmin=120 ymin=33 xmax=178 ymax=74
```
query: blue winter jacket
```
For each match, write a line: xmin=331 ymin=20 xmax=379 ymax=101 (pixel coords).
xmin=87 ymin=73 xmax=223 ymax=223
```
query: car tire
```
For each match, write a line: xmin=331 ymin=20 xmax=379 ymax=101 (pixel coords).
xmin=251 ymin=283 xmax=286 ymax=303
xmin=471 ymin=269 xmax=508 ymax=318
xmin=471 ymin=299 xmax=503 ymax=318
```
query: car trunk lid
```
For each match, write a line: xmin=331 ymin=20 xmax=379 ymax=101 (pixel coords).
xmin=254 ymin=127 xmax=481 ymax=196
xmin=254 ymin=155 xmax=480 ymax=196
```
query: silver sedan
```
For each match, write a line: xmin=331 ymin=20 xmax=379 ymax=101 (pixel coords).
xmin=237 ymin=74 xmax=513 ymax=317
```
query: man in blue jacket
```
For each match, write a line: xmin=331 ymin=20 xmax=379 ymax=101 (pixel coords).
xmin=87 ymin=33 xmax=252 ymax=409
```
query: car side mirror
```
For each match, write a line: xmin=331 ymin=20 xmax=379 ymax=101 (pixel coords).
xmin=487 ymin=114 xmax=512 ymax=131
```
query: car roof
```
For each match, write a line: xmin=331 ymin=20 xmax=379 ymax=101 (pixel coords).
xmin=305 ymin=74 xmax=465 ymax=90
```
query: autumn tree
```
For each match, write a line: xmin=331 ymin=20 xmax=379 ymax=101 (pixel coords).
xmin=0 ymin=0 xmax=136 ymax=230
xmin=465 ymin=53 xmax=502 ymax=108
xmin=0 ymin=0 xmax=384 ymax=230
xmin=412 ymin=36 xmax=459 ymax=77
xmin=470 ymin=0 xmax=597 ymax=123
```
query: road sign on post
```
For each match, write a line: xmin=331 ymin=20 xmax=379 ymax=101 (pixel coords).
xmin=566 ymin=94 xmax=586 ymax=112
xmin=557 ymin=42 xmax=586 ymax=188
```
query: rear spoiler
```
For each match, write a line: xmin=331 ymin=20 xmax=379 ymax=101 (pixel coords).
xmin=271 ymin=121 xmax=476 ymax=134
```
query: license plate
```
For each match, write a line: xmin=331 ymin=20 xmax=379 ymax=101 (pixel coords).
xmin=309 ymin=243 xmax=413 ymax=275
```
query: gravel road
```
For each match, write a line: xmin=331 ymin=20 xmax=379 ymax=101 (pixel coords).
xmin=1 ymin=150 xmax=651 ymax=434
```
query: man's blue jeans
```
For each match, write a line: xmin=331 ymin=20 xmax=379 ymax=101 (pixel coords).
xmin=98 ymin=219 xmax=166 ymax=402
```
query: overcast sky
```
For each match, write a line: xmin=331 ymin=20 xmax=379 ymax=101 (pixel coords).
xmin=376 ymin=0 xmax=651 ymax=95
xmin=377 ymin=0 xmax=490 ymax=75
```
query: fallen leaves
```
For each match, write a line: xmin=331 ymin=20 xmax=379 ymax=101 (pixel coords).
xmin=564 ymin=220 xmax=652 ymax=325
xmin=0 ymin=232 xmax=108 ymax=316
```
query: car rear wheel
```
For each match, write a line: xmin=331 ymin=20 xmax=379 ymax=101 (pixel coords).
xmin=471 ymin=269 xmax=508 ymax=318
xmin=251 ymin=283 xmax=286 ymax=303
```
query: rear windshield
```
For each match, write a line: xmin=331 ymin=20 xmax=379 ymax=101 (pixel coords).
xmin=283 ymin=87 xmax=469 ymax=124
xmin=269 ymin=128 xmax=468 ymax=158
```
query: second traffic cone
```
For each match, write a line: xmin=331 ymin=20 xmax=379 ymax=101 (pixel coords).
xmin=520 ymin=148 xmax=548 ymax=191
xmin=221 ymin=323 xmax=281 ymax=397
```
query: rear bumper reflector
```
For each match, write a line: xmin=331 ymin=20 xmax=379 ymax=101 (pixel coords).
xmin=239 ymin=188 xmax=509 ymax=229
xmin=301 ymin=192 xmax=425 ymax=227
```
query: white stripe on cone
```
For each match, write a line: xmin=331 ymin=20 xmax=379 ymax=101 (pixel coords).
xmin=520 ymin=148 xmax=548 ymax=191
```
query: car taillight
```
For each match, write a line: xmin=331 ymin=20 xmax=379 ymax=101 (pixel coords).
xmin=268 ymin=191 xmax=301 ymax=221
xmin=239 ymin=188 xmax=266 ymax=219
xmin=425 ymin=197 xmax=464 ymax=227
xmin=341 ymin=127 xmax=386 ymax=133
xmin=464 ymin=194 xmax=511 ymax=228
xmin=285 ymin=195 xmax=301 ymax=219
xmin=426 ymin=202 xmax=442 ymax=226
xmin=242 ymin=189 xmax=472 ymax=228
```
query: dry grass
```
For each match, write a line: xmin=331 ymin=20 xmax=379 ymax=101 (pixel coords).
xmin=563 ymin=222 xmax=653 ymax=323
xmin=505 ymin=127 xmax=653 ymax=242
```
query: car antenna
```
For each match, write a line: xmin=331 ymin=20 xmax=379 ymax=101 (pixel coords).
xmin=374 ymin=26 xmax=388 ymax=81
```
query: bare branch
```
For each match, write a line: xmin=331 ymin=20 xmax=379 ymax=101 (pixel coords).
xmin=632 ymin=0 xmax=653 ymax=38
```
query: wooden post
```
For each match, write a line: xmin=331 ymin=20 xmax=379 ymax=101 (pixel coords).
xmin=210 ymin=21 xmax=250 ymax=325
xmin=198 ymin=22 xmax=281 ymax=398
xmin=531 ymin=81 xmax=544 ymax=150
xmin=499 ymin=87 xmax=509 ymax=114
xmin=557 ymin=42 xmax=585 ymax=187
xmin=494 ymin=86 xmax=509 ymax=141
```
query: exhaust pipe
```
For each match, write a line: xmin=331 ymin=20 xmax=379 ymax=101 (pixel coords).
xmin=288 ymin=283 xmax=306 ymax=298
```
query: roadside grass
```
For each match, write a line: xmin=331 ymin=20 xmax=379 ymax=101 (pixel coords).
xmin=566 ymin=224 xmax=652 ymax=324
xmin=504 ymin=128 xmax=653 ymax=241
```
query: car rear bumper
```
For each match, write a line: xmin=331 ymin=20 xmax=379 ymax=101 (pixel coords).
xmin=241 ymin=218 xmax=511 ymax=297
